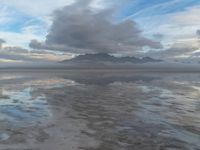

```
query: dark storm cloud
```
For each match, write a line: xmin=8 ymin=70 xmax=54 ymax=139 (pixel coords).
xmin=29 ymin=39 xmax=69 ymax=52
xmin=30 ymin=0 xmax=162 ymax=54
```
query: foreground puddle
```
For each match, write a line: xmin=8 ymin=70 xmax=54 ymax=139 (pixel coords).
xmin=0 ymin=87 xmax=51 ymax=128
xmin=0 ymin=77 xmax=77 ymax=128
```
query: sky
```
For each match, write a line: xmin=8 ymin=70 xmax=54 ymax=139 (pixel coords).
xmin=0 ymin=0 xmax=200 ymax=64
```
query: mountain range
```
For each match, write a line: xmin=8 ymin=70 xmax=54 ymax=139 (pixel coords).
xmin=62 ymin=53 xmax=162 ymax=64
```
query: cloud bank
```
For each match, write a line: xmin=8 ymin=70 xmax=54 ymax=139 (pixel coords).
xmin=0 ymin=38 xmax=70 ymax=63
xmin=30 ymin=0 xmax=162 ymax=54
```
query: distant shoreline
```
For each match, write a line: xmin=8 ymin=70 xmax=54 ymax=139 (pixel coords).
xmin=1 ymin=68 xmax=200 ymax=73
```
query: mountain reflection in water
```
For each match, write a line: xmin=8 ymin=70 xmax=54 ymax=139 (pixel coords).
xmin=0 ymin=71 xmax=199 ymax=150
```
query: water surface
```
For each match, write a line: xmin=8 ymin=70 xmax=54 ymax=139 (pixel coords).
xmin=0 ymin=71 xmax=199 ymax=150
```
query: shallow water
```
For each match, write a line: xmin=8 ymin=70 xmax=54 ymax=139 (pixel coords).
xmin=0 ymin=71 xmax=199 ymax=150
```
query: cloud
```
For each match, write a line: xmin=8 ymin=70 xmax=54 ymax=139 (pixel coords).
xmin=170 ymin=5 xmax=200 ymax=26
xmin=142 ymin=28 xmax=200 ymax=61
xmin=0 ymin=45 xmax=71 ymax=63
xmin=29 ymin=0 xmax=162 ymax=54
xmin=0 ymin=30 xmax=44 ymax=48
xmin=0 ymin=6 xmax=12 ymax=25
xmin=144 ymin=39 xmax=200 ymax=60
xmin=0 ymin=38 xmax=6 ymax=44
xmin=153 ymin=33 xmax=163 ymax=41
xmin=0 ymin=0 xmax=75 ymax=17
xmin=30 ymin=39 xmax=62 ymax=51
xmin=0 ymin=0 xmax=74 ymax=50
xmin=196 ymin=30 xmax=200 ymax=38
xmin=0 ymin=38 xmax=6 ymax=49
xmin=130 ymin=3 xmax=200 ymax=50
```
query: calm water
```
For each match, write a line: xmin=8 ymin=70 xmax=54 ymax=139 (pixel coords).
xmin=0 ymin=71 xmax=199 ymax=150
